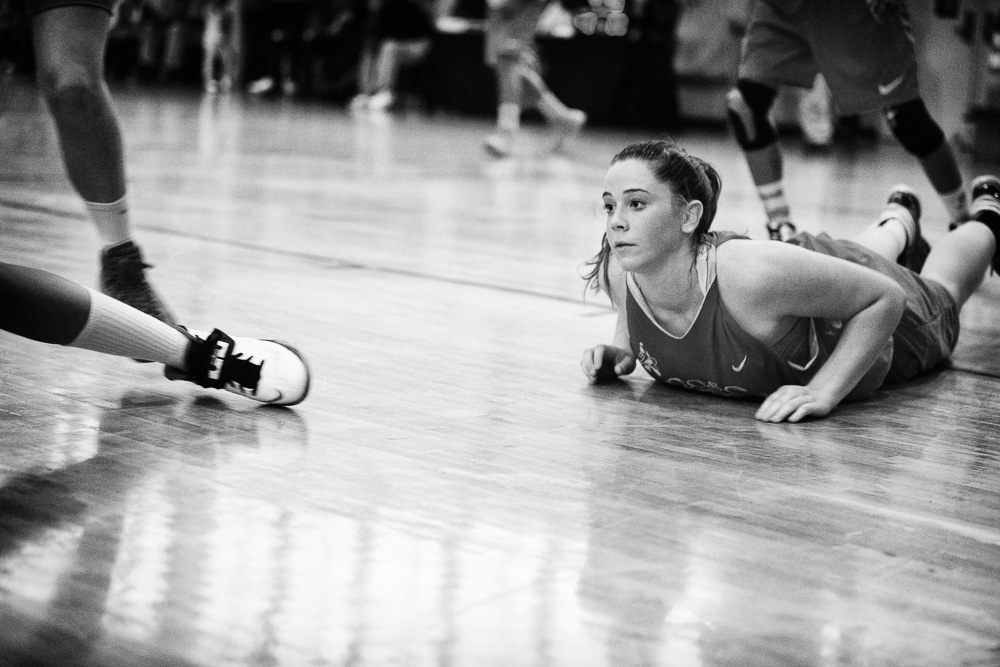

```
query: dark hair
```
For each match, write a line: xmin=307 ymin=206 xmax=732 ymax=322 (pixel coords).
xmin=582 ymin=139 xmax=723 ymax=295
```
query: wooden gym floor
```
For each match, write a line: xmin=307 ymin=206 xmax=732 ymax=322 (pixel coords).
xmin=1 ymin=81 xmax=1000 ymax=667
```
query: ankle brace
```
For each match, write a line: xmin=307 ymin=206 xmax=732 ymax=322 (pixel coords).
xmin=185 ymin=329 xmax=261 ymax=391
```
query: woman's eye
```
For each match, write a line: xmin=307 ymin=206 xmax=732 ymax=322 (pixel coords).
xmin=628 ymin=200 xmax=646 ymax=210
xmin=603 ymin=202 xmax=615 ymax=215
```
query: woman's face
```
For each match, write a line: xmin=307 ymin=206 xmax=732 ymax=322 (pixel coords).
xmin=602 ymin=159 xmax=697 ymax=275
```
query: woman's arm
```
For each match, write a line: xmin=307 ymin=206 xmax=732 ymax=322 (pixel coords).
xmin=581 ymin=258 xmax=637 ymax=382
xmin=718 ymin=241 xmax=907 ymax=422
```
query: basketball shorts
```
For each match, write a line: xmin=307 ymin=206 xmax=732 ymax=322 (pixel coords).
xmin=484 ymin=2 xmax=544 ymax=68
xmin=21 ymin=0 xmax=116 ymax=17
xmin=787 ymin=232 xmax=960 ymax=385
xmin=738 ymin=0 xmax=921 ymax=115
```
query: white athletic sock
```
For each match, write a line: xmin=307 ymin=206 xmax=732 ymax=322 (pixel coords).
xmin=85 ymin=195 xmax=133 ymax=248
xmin=70 ymin=288 xmax=189 ymax=368
xmin=497 ymin=103 xmax=520 ymax=132
xmin=757 ymin=181 xmax=792 ymax=226
xmin=876 ymin=205 xmax=913 ymax=254
xmin=939 ymin=185 xmax=969 ymax=225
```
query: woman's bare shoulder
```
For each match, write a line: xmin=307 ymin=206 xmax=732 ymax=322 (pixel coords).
xmin=715 ymin=238 xmax=843 ymax=310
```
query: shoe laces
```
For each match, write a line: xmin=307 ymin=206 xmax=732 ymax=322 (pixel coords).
xmin=103 ymin=246 xmax=153 ymax=281
xmin=222 ymin=353 xmax=263 ymax=395
xmin=186 ymin=329 xmax=263 ymax=394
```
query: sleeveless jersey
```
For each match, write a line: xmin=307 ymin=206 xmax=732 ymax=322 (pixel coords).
xmin=625 ymin=232 xmax=891 ymax=401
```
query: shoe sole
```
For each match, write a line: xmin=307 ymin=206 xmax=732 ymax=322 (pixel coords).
xmin=887 ymin=184 xmax=921 ymax=222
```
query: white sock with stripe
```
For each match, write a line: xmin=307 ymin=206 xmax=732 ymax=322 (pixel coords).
xmin=85 ymin=195 xmax=133 ymax=248
xmin=69 ymin=288 xmax=189 ymax=368
xmin=756 ymin=181 xmax=792 ymax=227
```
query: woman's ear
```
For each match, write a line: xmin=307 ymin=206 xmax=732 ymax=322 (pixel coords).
xmin=681 ymin=200 xmax=704 ymax=233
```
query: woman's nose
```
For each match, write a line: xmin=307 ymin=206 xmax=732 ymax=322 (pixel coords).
xmin=609 ymin=210 xmax=627 ymax=230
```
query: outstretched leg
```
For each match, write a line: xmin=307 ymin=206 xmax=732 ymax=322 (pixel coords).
xmin=0 ymin=262 xmax=187 ymax=366
xmin=0 ymin=263 xmax=311 ymax=406
xmin=484 ymin=54 xmax=522 ymax=157
xmin=32 ymin=7 xmax=176 ymax=325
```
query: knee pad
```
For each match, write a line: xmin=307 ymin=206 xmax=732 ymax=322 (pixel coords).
xmin=884 ymin=99 xmax=945 ymax=158
xmin=726 ymin=80 xmax=778 ymax=151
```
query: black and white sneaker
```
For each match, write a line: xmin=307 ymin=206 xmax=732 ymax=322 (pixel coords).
xmin=166 ymin=328 xmax=311 ymax=406
xmin=968 ymin=175 xmax=1000 ymax=273
xmin=970 ymin=175 xmax=1000 ymax=216
xmin=765 ymin=220 xmax=797 ymax=242
xmin=882 ymin=184 xmax=930 ymax=273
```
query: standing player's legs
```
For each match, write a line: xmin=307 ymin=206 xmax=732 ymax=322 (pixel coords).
xmin=31 ymin=6 xmax=176 ymax=325
xmin=485 ymin=49 xmax=586 ymax=158
xmin=351 ymin=40 xmax=379 ymax=110
xmin=883 ymin=99 xmax=968 ymax=228
xmin=728 ymin=1 xmax=813 ymax=241
xmin=515 ymin=61 xmax=586 ymax=153
xmin=811 ymin=1 xmax=969 ymax=228
xmin=484 ymin=53 xmax=522 ymax=158
xmin=201 ymin=11 xmax=222 ymax=92
xmin=0 ymin=262 xmax=311 ymax=406
xmin=726 ymin=79 xmax=795 ymax=240
xmin=367 ymin=38 xmax=431 ymax=111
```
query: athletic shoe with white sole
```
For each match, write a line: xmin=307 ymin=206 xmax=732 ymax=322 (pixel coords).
xmin=165 ymin=328 xmax=311 ymax=406
xmin=765 ymin=220 xmax=797 ymax=242
xmin=968 ymin=174 xmax=1000 ymax=272
xmin=484 ymin=131 xmax=514 ymax=158
xmin=882 ymin=184 xmax=930 ymax=273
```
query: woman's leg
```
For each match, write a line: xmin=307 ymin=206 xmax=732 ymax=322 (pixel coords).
xmin=918 ymin=223 xmax=993 ymax=308
xmin=32 ymin=7 xmax=124 ymax=207
xmin=920 ymin=177 xmax=1000 ymax=308
xmin=0 ymin=262 xmax=188 ymax=367
xmin=851 ymin=187 xmax=920 ymax=261
xmin=0 ymin=263 xmax=311 ymax=406
xmin=515 ymin=58 xmax=586 ymax=151
xmin=32 ymin=6 xmax=176 ymax=325
xmin=484 ymin=56 xmax=522 ymax=156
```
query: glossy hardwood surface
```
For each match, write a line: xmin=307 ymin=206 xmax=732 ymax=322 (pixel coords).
xmin=2 ymin=80 xmax=1000 ymax=667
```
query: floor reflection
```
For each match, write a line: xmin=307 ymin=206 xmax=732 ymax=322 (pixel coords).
xmin=0 ymin=391 xmax=310 ymax=666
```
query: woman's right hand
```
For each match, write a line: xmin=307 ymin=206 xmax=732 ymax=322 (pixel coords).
xmin=581 ymin=345 xmax=636 ymax=383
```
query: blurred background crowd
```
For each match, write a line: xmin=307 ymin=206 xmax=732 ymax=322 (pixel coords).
xmin=0 ymin=0 xmax=996 ymax=142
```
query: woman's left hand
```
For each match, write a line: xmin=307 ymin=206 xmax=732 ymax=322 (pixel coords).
xmin=756 ymin=385 xmax=837 ymax=423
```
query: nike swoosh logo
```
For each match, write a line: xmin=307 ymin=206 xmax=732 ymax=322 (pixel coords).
xmin=878 ymin=74 xmax=906 ymax=96
xmin=732 ymin=355 xmax=747 ymax=372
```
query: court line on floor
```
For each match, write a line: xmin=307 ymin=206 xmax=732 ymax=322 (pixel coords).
xmin=139 ymin=223 xmax=612 ymax=309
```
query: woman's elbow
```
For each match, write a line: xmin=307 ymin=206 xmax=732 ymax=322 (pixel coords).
xmin=884 ymin=283 xmax=907 ymax=324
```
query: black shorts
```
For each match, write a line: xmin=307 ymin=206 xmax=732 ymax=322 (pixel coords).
xmin=21 ymin=0 xmax=116 ymax=18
